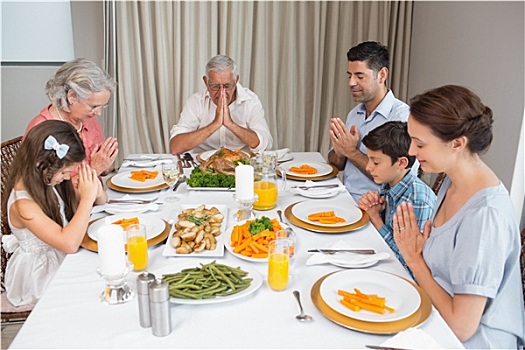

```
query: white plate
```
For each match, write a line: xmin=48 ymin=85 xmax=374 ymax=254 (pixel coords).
xmin=225 ymin=218 xmax=288 ymax=263
xmin=162 ymin=205 xmax=228 ymax=257
xmin=198 ymin=150 xmax=217 ymax=162
xmin=292 ymin=200 xmax=362 ymax=227
xmin=278 ymin=153 xmax=293 ymax=163
xmin=198 ymin=149 xmax=252 ymax=162
xmin=154 ymin=261 xmax=263 ymax=305
xmin=320 ymin=270 xmax=421 ymax=322
xmin=282 ymin=161 xmax=333 ymax=178
xmin=187 ymin=186 xmax=235 ymax=192
xmin=292 ymin=185 xmax=343 ymax=199
xmin=104 ymin=203 xmax=159 ymax=215
xmin=328 ymin=252 xmax=391 ymax=269
xmin=306 ymin=239 xmax=390 ymax=268
xmin=110 ymin=169 xmax=164 ymax=189
xmin=87 ymin=213 xmax=165 ymax=242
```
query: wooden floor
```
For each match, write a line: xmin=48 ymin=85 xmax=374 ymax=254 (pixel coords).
xmin=1 ymin=323 xmax=23 ymax=350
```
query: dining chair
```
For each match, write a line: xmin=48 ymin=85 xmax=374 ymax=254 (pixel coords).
xmin=1 ymin=136 xmax=33 ymax=323
xmin=417 ymin=167 xmax=447 ymax=195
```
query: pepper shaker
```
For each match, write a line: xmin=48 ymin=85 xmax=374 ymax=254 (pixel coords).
xmin=149 ymin=278 xmax=171 ymax=337
xmin=136 ymin=272 xmax=155 ymax=328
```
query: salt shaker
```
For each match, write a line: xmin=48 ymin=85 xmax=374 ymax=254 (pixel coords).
xmin=136 ymin=272 xmax=155 ymax=328
xmin=149 ymin=278 xmax=171 ymax=337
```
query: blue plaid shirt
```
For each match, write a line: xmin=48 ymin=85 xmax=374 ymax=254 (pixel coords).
xmin=378 ymin=171 xmax=436 ymax=278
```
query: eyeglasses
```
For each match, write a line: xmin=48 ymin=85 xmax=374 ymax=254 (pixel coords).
xmin=83 ymin=100 xmax=109 ymax=113
xmin=208 ymin=82 xmax=236 ymax=91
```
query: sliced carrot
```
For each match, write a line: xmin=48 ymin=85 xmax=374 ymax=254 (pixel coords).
xmin=340 ymin=298 xmax=361 ymax=312
xmin=230 ymin=218 xmax=282 ymax=258
xmin=338 ymin=288 xmax=395 ymax=314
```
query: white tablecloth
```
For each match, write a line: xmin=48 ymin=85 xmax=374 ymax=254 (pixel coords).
xmin=10 ymin=152 xmax=463 ymax=349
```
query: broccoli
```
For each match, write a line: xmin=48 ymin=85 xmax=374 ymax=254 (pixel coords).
xmin=248 ymin=216 xmax=273 ymax=235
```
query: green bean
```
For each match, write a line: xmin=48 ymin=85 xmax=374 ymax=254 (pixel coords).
xmin=163 ymin=261 xmax=253 ymax=299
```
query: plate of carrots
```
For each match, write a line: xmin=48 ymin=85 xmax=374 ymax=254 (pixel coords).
xmin=282 ymin=161 xmax=333 ymax=178
xmin=320 ymin=269 xmax=421 ymax=322
xmin=225 ymin=217 xmax=287 ymax=262
xmin=291 ymin=200 xmax=362 ymax=227
xmin=111 ymin=168 xmax=164 ymax=189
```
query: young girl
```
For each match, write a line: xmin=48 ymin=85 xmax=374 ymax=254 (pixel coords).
xmin=2 ymin=120 xmax=107 ymax=307
xmin=393 ymin=85 xmax=524 ymax=348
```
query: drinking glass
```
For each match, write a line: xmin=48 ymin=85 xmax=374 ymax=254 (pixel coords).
xmin=267 ymin=238 xmax=292 ymax=291
xmin=162 ymin=162 xmax=181 ymax=202
xmin=126 ymin=224 xmax=148 ymax=271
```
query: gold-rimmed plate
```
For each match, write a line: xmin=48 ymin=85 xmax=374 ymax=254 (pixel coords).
xmin=311 ymin=271 xmax=432 ymax=334
xmin=320 ymin=269 xmax=421 ymax=322
xmin=278 ymin=164 xmax=339 ymax=181
xmin=291 ymin=200 xmax=363 ymax=228
xmin=106 ymin=175 xmax=168 ymax=193
xmin=81 ymin=217 xmax=170 ymax=252
xmin=284 ymin=202 xmax=369 ymax=233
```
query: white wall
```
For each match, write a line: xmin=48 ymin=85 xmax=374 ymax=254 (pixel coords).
xmin=408 ymin=1 xmax=525 ymax=228
xmin=1 ymin=1 xmax=103 ymax=141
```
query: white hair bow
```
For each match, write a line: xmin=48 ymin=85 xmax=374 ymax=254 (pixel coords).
xmin=44 ymin=135 xmax=69 ymax=159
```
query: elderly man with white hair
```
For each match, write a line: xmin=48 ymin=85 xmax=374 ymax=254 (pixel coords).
xmin=170 ymin=54 xmax=273 ymax=154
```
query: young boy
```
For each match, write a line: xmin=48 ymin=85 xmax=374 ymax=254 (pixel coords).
xmin=358 ymin=121 xmax=436 ymax=276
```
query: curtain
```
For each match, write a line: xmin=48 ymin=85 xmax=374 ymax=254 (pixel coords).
xmin=102 ymin=1 xmax=413 ymax=165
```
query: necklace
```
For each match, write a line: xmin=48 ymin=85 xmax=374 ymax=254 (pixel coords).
xmin=55 ymin=105 xmax=83 ymax=133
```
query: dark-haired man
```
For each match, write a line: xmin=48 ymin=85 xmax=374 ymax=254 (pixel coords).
xmin=328 ymin=41 xmax=410 ymax=201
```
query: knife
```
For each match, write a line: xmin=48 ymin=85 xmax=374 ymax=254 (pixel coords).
xmin=365 ymin=345 xmax=412 ymax=350
xmin=124 ymin=156 xmax=173 ymax=161
xmin=177 ymin=159 xmax=184 ymax=174
xmin=291 ymin=184 xmax=339 ymax=190
xmin=308 ymin=249 xmax=376 ymax=255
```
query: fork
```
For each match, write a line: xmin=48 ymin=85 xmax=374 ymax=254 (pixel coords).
xmin=291 ymin=184 xmax=339 ymax=190
xmin=107 ymin=197 xmax=158 ymax=204
xmin=177 ymin=154 xmax=191 ymax=168
xmin=183 ymin=153 xmax=198 ymax=168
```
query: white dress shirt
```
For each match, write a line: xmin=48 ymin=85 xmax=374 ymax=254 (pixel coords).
xmin=170 ymin=83 xmax=273 ymax=153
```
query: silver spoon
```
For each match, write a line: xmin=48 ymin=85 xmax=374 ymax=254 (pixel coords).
xmin=277 ymin=209 xmax=284 ymax=222
xmin=293 ymin=290 xmax=313 ymax=322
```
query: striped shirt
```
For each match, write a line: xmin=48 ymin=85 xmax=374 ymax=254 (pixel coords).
xmin=378 ymin=171 xmax=436 ymax=277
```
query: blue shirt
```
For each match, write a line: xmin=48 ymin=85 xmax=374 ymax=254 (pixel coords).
xmin=342 ymin=90 xmax=410 ymax=201
xmin=378 ymin=171 xmax=436 ymax=277
xmin=424 ymin=178 xmax=525 ymax=349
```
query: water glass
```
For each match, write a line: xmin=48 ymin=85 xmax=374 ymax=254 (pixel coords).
xmin=126 ymin=224 xmax=148 ymax=271
xmin=161 ymin=162 xmax=181 ymax=202
xmin=267 ymin=238 xmax=292 ymax=291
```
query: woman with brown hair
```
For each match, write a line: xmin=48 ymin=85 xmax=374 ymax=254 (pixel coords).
xmin=393 ymin=85 xmax=524 ymax=348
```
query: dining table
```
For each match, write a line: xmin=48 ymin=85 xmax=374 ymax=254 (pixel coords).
xmin=9 ymin=152 xmax=464 ymax=349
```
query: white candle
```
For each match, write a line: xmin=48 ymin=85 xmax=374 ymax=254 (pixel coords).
xmin=235 ymin=164 xmax=254 ymax=200
xmin=97 ymin=225 xmax=127 ymax=276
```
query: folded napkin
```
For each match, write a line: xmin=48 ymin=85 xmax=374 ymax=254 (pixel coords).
xmin=275 ymin=148 xmax=290 ymax=160
xmin=91 ymin=203 xmax=159 ymax=214
xmin=380 ymin=327 xmax=446 ymax=349
xmin=290 ymin=180 xmax=346 ymax=199
xmin=306 ymin=239 xmax=389 ymax=268
xmin=121 ymin=159 xmax=174 ymax=168
xmin=91 ymin=194 xmax=159 ymax=214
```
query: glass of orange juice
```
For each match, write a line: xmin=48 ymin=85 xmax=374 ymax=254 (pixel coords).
xmin=253 ymin=181 xmax=278 ymax=210
xmin=126 ymin=224 xmax=148 ymax=271
xmin=268 ymin=238 xmax=292 ymax=291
